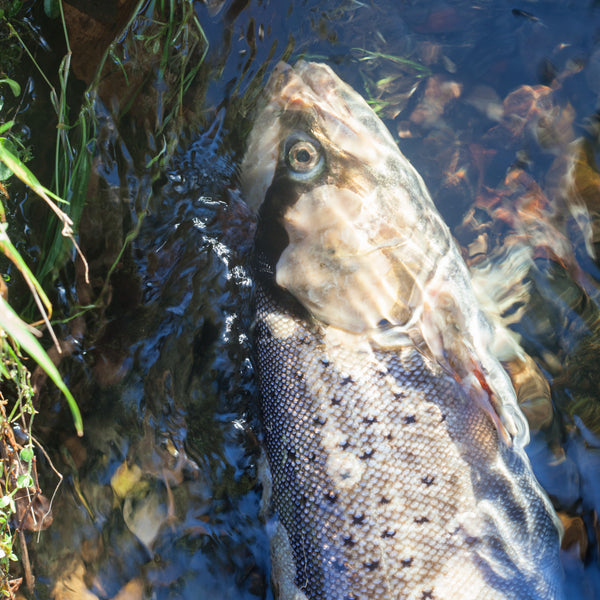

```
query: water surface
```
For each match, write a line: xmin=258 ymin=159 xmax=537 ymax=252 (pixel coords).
xmin=5 ymin=1 xmax=600 ymax=598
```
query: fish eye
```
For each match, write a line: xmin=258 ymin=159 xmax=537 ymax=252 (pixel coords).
xmin=284 ymin=133 xmax=324 ymax=180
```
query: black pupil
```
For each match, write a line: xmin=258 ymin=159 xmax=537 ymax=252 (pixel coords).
xmin=296 ymin=148 xmax=311 ymax=163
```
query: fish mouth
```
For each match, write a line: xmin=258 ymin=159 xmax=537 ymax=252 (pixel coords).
xmin=263 ymin=61 xmax=333 ymax=109
xmin=262 ymin=61 xmax=396 ymax=150
xmin=266 ymin=60 xmax=367 ymax=108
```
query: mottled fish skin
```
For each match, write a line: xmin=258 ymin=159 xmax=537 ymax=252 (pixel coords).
xmin=242 ymin=61 xmax=564 ymax=599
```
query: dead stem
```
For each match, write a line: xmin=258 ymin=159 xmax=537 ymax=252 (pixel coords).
xmin=17 ymin=529 xmax=33 ymax=593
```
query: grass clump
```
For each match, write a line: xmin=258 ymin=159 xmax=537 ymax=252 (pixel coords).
xmin=0 ymin=6 xmax=84 ymax=594
xmin=0 ymin=0 xmax=210 ymax=594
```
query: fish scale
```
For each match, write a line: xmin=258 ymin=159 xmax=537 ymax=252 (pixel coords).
xmin=243 ymin=61 xmax=564 ymax=599
xmin=256 ymin=283 xmax=560 ymax=599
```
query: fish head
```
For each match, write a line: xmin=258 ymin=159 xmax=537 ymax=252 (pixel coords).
xmin=243 ymin=61 xmax=451 ymax=335
xmin=243 ymin=61 xmax=531 ymax=446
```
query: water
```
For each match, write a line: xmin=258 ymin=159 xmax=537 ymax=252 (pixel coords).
xmin=3 ymin=0 xmax=600 ymax=598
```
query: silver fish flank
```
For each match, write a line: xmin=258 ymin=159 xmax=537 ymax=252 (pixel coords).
xmin=242 ymin=61 xmax=564 ymax=600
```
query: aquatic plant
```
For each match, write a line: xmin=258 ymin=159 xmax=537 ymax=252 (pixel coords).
xmin=3 ymin=8 xmax=93 ymax=288
xmin=0 ymin=3 xmax=85 ymax=594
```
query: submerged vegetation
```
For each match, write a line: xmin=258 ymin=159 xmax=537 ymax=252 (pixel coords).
xmin=0 ymin=0 xmax=210 ymax=594
xmin=0 ymin=2 xmax=85 ymax=595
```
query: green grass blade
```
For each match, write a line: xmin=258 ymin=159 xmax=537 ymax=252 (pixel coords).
xmin=0 ymin=297 xmax=83 ymax=436
xmin=0 ymin=122 xmax=15 ymax=136
xmin=0 ymin=138 xmax=69 ymax=205
xmin=0 ymin=137 xmax=89 ymax=284
xmin=352 ymin=48 xmax=431 ymax=74
xmin=0 ymin=225 xmax=52 ymax=317
xmin=0 ymin=78 xmax=21 ymax=97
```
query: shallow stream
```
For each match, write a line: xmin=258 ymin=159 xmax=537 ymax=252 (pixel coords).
xmin=4 ymin=0 xmax=600 ymax=598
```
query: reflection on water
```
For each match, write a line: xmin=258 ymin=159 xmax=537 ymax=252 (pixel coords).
xmin=10 ymin=0 xmax=600 ymax=598
xmin=32 ymin=106 xmax=266 ymax=599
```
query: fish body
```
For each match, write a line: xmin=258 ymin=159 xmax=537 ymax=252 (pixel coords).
xmin=242 ymin=61 xmax=564 ymax=600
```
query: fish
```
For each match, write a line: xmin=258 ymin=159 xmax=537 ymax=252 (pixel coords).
xmin=241 ymin=61 xmax=564 ymax=600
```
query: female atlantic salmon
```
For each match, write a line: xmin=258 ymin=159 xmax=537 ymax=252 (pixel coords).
xmin=242 ymin=61 xmax=564 ymax=600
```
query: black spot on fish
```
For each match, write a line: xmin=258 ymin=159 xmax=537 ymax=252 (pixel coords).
xmin=404 ymin=415 xmax=416 ymax=424
xmin=324 ymin=490 xmax=338 ymax=503
xmin=359 ymin=449 xmax=375 ymax=460
xmin=331 ymin=396 xmax=342 ymax=406
xmin=394 ymin=392 xmax=406 ymax=400
xmin=362 ymin=416 xmax=377 ymax=425
xmin=352 ymin=513 xmax=365 ymax=525
xmin=313 ymin=415 xmax=327 ymax=426
xmin=379 ymin=496 xmax=390 ymax=504
xmin=414 ymin=516 xmax=430 ymax=524
xmin=440 ymin=413 xmax=447 ymax=422
xmin=376 ymin=369 xmax=386 ymax=378
xmin=340 ymin=440 xmax=351 ymax=450
xmin=332 ymin=557 xmax=347 ymax=573
xmin=421 ymin=591 xmax=434 ymax=599
xmin=363 ymin=560 xmax=380 ymax=571
xmin=381 ymin=529 xmax=396 ymax=538
xmin=401 ymin=557 xmax=413 ymax=568
xmin=386 ymin=432 xmax=393 ymax=441
xmin=320 ymin=358 xmax=330 ymax=367
xmin=341 ymin=375 xmax=353 ymax=385
xmin=342 ymin=534 xmax=356 ymax=547
xmin=422 ymin=475 xmax=435 ymax=486
xmin=309 ymin=452 xmax=317 ymax=462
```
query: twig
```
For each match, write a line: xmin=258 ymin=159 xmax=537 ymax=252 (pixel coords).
xmin=17 ymin=529 xmax=33 ymax=594
xmin=31 ymin=435 xmax=63 ymax=541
